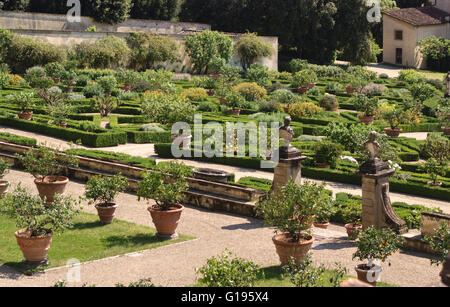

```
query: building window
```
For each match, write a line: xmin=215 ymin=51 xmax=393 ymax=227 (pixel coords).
xmin=395 ymin=30 xmax=403 ymax=40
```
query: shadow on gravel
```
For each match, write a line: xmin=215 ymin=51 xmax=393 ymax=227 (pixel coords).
xmin=312 ymin=239 xmax=355 ymax=251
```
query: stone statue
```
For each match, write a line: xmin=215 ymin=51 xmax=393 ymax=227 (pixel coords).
xmin=279 ymin=116 xmax=295 ymax=149
xmin=363 ymin=131 xmax=381 ymax=161
xmin=445 ymin=72 xmax=450 ymax=98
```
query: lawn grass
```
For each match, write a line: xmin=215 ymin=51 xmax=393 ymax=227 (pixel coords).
xmin=0 ymin=212 xmax=194 ymax=273
xmin=415 ymin=70 xmax=446 ymax=80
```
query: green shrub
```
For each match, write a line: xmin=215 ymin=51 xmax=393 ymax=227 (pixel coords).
xmin=231 ymin=82 xmax=267 ymax=102
xmin=141 ymin=92 xmax=195 ymax=124
xmin=313 ymin=141 xmax=343 ymax=168
xmin=181 ymin=87 xmax=208 ymax=101
xmin=291 ymin=70 xmax=318 ymax=88
xmin=245 ymin=63 xmax=271 ymax=86
xmin=319 ymin=94 xmax=338 ymax=111
xmin=75 ymin=74 xmax=91 ymax=87
xmin=72 ymin=36 xmax=130 ymax=69
xmin=423 ymin=223 xmax=450 ymax=265
xmin=196 ymin=250 xmax=261 ymax=287
xmin=288 ymin=58 xmax=309 ymax=73
xmin=44 ymin=62 xmax=66 ymax=79
xmin=96 ymin=75 xmax=117 ymax=94
xmin=4 ymin=34 xmax=65 ymax=73
xmin=259 ymin=100 xmax=281 ymax=113
xmin=139 ymin=124 xmax=166 ymax=132
xmin=324 ymin=82 xmax=344 ymax=94
xmin=288 ymin=102 xmax=321 ymax=118
xmin=0 ymin=132 xmax=37 ymax=146
xmin=409 ymin=83 xmax=437 ymax=103
xmin=197 ymin=101 xmax=219 ymax=112
xmin=83 ymin=84 xmax=104 ymax=98
xmin=271 ymin=89 xmax=297 ymax=105
xmin=234 ymin=33 xmax=274 ymax=70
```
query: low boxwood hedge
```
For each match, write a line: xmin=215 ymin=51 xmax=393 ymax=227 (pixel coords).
xmin=0 ymin=132 xmax=37 ymax=147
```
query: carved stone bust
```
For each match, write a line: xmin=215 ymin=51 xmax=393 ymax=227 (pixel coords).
xmin=364 ymin=131 xmax=381 ymax=161
xmin=279 ymin=116 xmax=295 ymax=148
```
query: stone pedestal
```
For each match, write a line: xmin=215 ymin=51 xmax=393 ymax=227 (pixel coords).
xmin=359 ymin=160 xmax=408 ymax=234
xmin=272 ymin=146 xmax=307 ymax=192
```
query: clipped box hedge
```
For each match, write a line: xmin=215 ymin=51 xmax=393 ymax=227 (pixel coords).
xmin=0 ymin=116 xmax=126 ymax=147
xmin=0 ymin=132 xmax=37 ymax=147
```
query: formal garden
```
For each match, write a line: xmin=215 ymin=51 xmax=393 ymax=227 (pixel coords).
xmin=0 ymin=22 xmax=449 ymax=288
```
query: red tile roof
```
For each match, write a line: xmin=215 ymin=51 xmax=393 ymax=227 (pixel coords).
xmin=383 ymin=6 xmax=450 ymax=26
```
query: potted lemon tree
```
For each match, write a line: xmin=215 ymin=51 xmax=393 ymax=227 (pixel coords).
xmin=256 ymin=180 xmax=331 ymax=265
xmin=137 ymin=162 xmax=193 ymax=239
xmin=354 ymin=95 xmax=379 ymax=125
xmin=0 ymin=159 xmax=10 ymax=197
xmin=11 ymin=92 xmax=35 ymax=120
xmin=383 ymin=108 xmax=405 ymax=138
xmin=0 ymin=185 xmax=80 ymax=266
xmin=17 ymin=146 xmax=78 ymax=203
xmin=352 ymin=226 xmax=404 ymax=286
xmin=85 ymin=174 xmax=129 ymax=224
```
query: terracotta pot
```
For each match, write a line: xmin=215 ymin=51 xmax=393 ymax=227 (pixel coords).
xmin=283 ymin=106 xmax=290 ymax=113
xmin=34 ymin=176 xmax=69 ymax=203
xmin=15 ymin=229 xmax=52 ymax=264
xmin=207 ymin=89 xmax=216 ymax=96
xmin=358 ymin=115 xmax=375 ymax=125
xmin=0 ymin=179 xmax=9 ymax=197
xmin=315 ymin=162 xmax=331 ymax=169
xmin=120 ymin=85 xmax=131 ymax=92
xmin=52 ymin=78 xmax=60 ymax=84
xmin=345 ymin=86 xmax=355 ymax=94
xmin=345 ymin=223 xmax=362 ymax=240
xmin=56 ymin=123 xmax=67 ymax=128
xmin=313 ymin=221 xmax=330 ymax=229
xmin=355 ymin=264 xmax=382 ymax=287
xmin=307 ymin=83 xmax=316 ymax=90
xmin=297 ymin=86 xmax=309 ymax=94
xmin=428 ymin=181 xmax=443 ymax=187
xmin=18 ymin=111 xmax=32 ymax=120
xmin=148 ymin=204 xmax=184 ymax=237
xmin=228 ymin=109 xmax=241 ymax=116
xmin=218 ymin=97 xmax=227 ymax=105
xmin=384 ymin=127 xmax=402 ymax=138
xmin=272 ymin=233 xmax=314 ymax=266
xmin=442 ymin=126 xmax=450 ymax=136
xmin=95 ymin=203 xmax=118 ymax=224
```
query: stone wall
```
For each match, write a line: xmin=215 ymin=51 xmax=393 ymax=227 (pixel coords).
xmin=421 ymin=211 xmax=450 ymax=236
xmin=11 ymin=29 xmax=279 ymax=72
xmin=0 ymin=11 xmax=210 ymax=34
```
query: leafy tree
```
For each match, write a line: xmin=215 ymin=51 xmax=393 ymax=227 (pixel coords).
xmin=130 ymin=0 xmax=181 ymax=20
xmin=184 ymin=30 xmax=233 ymax=74
xmin=234 ymin=33 xmax=274 ymax=70
xmin=126 ymin=33 xmax=179 ymax=70
xmin=90 ymin=0 xmax=133 ymax=24
xmin=1 ymin=0 xmax=29 ymax=11
xmin=419 ymin=36 xmax=450 ymax=72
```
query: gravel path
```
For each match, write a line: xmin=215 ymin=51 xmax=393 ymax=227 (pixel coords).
xmin=0 ymin=170 xmax=442 ymax=287
xmin=1 ymin=126 xmax=449 ymax=214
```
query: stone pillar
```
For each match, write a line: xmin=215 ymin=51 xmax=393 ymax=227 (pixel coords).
xmin=359 ymin=160 xmax=408 ymax=234
xmin=272 ymin=156 xmax=307 ymax=192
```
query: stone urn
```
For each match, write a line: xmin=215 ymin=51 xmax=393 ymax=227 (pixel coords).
xmin=34 ymin=176 xmax=69 ymax=203
xmin=148 ymin=204 xmax=184 ymax=239
xmin=272 ymin=233 xmax=314 ymax=266
xmin=193 ymin=168 xmax=231 ymax=183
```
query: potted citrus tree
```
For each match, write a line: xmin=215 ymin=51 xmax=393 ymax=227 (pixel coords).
xmin=17 ymin=146 xmax=78 ymax=203
xmin=47 ymin=102 xmax=73 ymax=128
xmin=256 ymin=180 xmax=331 ymax=265
xmin=0 ymin=159 xmax=10 ymax=197
xmin=292 ymin=70 xmax=317 ymax=94
xmin=0 ymin=185 xmax=80 ymax=266
xmin=85 ymin=174 xmax=129 ymax=224
xmin=225 ymin=92 xmax=245 ymax=116
xmin=383 ymin=108 xmax=405 ymax=138
xmin=313 ymin=196 xmax=335 ymax=229
xmin=352 ymin=226 xmax=404 ymax=286
xmin=137 ymin=162 xmax=193 ymax=239
xmin=437 ymin=105 xmax=450 ymax=135
xmin=11 ymin=92 xmax=35 ymax=120
xmin=354 ymin=95 xmax=379 ymax=125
